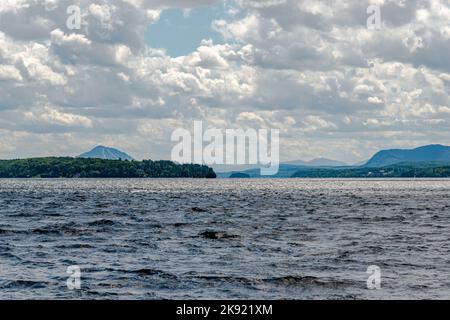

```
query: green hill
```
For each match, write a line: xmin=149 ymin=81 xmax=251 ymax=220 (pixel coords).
xmin=365 ymin=145 xmax=450 ymax=167
xmin=0 ymin=157 xmax=216 ymax=179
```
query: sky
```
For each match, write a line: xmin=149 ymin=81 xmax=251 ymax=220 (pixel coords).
xmin=0 ymin=0 xmax=450 ymax=163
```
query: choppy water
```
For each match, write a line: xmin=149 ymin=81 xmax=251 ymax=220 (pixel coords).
xmin=0 ymin=178 xmax=449 ymax=300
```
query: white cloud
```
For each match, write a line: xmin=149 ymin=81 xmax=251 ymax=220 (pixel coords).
xmin=0 ymin=0 xmax=450 ymax=162
xmin=0 ymin=64 xmax=22 ymax=81
xmin=368 ymin=96 xmax=383 ymax=105
xmin=24 ymin=107 xmax=93 ymax=128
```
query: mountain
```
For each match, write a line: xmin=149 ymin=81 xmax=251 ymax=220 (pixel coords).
xmin=214 ymin=144 xmax=450 ymax=178
xmin=353 ymin=160 xmax=368 ymax=166
xmin=79 ymin=146 xmax=134 ymax=161
xmin=365 ymin=144 xmax=450 ymax=167
xmin=285 ymin=158 xmax=347 ymax=167
xmin=216 ymin=157 xmax=348 ymax=178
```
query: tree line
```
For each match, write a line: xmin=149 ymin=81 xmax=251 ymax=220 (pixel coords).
xmin=291 ymin=163 xmax=450 ymax=178
xmin=0 ymin=157 xmax=216 ymax=179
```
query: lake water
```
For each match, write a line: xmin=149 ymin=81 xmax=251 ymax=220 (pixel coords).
xmin=0 ymin=179 xmax=449 ymax=299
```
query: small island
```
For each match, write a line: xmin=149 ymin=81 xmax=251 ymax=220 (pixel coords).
xmin=0 ymin=157 xmax=216 ymax=179
xmin=229 ymin=172 xmax=251 ymax=179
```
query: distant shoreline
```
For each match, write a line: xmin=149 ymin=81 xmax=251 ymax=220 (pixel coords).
xmin=2 ymin=157 xmax=450 ymax=179
xmin=3 ymin=175 xmax=442 ymax=180
xmin=290 ymin=163 xmax=450 ymax=179
xmin=218 ymin=162 xmax=450 ymax=179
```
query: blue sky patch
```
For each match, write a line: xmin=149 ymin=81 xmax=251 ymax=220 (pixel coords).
xmin=146 ymin=5 xmax=227 ymax=57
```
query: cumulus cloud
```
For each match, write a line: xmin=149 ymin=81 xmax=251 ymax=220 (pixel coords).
xmin=0 ymin=0 xmax=449 ymax=163
xmin=25 ymin=106 xmax=93 ymax=128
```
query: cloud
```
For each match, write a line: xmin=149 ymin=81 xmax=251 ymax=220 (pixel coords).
xmin=25 ymin=107 xmax=93 ymax=128
xmin=0 ymin=0 xmax=449 ymax=163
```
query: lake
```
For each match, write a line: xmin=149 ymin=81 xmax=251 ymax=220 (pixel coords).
xmin=0 ymin=179 xmax=449 ymax=299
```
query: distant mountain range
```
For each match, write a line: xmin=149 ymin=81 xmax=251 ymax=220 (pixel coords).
xmin=215 ymin=158 xmax=347 ymax=174
xmin=220 ymin=144 xmax=450 ymax=178
xmin=283 ymin=158 xmax=348 ymax=167
xmin=76 ymin=144 xmax=450 ymax=178
xmin=79 ymin=146 xmax=134 ymax=161
xmin=364 ymin=144 xmax=450 ymax=167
